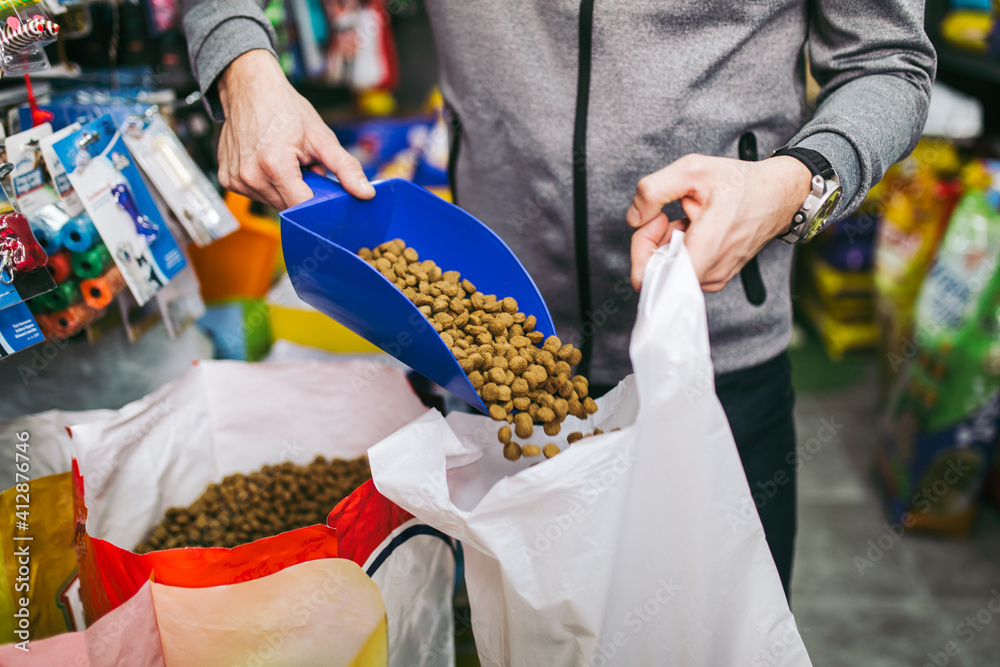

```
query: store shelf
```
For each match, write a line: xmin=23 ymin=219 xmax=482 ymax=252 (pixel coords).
xmin=928 ymin=36 xmax=1000 ymax=135
xmin=934 ymin=42 xmax=1000 ymax=87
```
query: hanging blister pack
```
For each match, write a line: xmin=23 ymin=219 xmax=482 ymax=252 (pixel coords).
xmin=5 ymin=124 xmax=67 ymax=294
xmin=52 ymin=114 xmax=186 ymax=306
xmin=122 ymin=110 xmax=238 ymax=246
xmin=0 ymin=0 xmax=56 ymax=76
xmin=40 ymin=122 xmax=85 ymax=216
xmin=28 ymin=122 xmax=93 ymax=273
xmin=2 ymin=121 xmax=110 ymax=341
xmin=7 ymin=122 xmax=60 ymax=215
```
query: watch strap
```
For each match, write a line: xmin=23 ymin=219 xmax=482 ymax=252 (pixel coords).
xmin=772 ymin=146 xmax=835 ymax=181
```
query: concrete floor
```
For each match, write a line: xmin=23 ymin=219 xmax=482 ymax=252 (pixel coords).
xmin=792 ymin=368 xmax=1000 ymax=667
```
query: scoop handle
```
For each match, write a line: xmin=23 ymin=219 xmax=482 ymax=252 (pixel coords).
xmin=302 ymin=170 xmax=349 ymax=201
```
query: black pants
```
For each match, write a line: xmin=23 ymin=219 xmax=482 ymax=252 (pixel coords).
xmin=714 ymin=352 xmax=797 ymax=599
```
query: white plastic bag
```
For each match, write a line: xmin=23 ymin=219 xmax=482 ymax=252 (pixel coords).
xmin=370 ymin=237 xmax=812 ymax=666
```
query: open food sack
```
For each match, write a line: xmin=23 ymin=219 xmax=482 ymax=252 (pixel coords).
xmin=370 ymin=238 xmax=812 ymax=666
xmin=69 ymin=360 xmax=455 ymax=667
xmin=0 ymin=557 xmax=388 ymax=666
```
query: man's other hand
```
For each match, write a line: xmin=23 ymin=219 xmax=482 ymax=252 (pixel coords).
xmin=627 ymin=154 xmax=812 ymax=292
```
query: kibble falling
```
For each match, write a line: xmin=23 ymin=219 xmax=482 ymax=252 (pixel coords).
xmin=359 ymin=239 xmax=600 ymax=460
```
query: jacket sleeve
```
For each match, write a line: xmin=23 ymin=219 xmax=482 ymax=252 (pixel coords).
xmin=181 ymin=0 xmax=278 ymax=121
xmin=789 ymin=0 xmax=936 ymax=220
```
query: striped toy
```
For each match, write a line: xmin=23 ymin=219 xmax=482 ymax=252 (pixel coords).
xmin=1 ymin=16 xmax=57 ymax=53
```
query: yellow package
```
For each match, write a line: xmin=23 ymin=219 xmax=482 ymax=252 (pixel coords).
xmin=801 ymin=289 xmax=880 ymax=361
xmin=874 ymin=142 xmax=962 ymax=339
xmin=0 ymin=472 xmax=81 ymax=643
xmin=940 ymin=10 xmax=994 ymax=53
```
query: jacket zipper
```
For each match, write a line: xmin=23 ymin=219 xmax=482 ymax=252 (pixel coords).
xmin=446 ymin=101 xmax=462 ymax=204
xmin=573 ymin=0 xmax=596 ymax=376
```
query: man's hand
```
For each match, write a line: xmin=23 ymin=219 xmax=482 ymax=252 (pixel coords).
xmin=217 ymin=49 xmax=374 ymax=209
xmin=627 ymin=154 xmax=812 ymax=292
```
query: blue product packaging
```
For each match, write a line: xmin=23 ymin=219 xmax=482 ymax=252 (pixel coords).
xmin=0 ymin=301 xmax=44 ymax=357
xmin=52 ymin=114 xmax=186 ymax=306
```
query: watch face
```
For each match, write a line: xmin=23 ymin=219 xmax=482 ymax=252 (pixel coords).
xmin=802 ymin=188 xmax=842 ymax=242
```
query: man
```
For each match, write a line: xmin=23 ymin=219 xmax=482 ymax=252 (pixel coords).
xmin=181 ymin=0 xmax=935 ymax=596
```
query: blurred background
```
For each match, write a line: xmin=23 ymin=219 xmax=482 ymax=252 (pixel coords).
xmin=0 ymin=1 xmax=997 ymax=665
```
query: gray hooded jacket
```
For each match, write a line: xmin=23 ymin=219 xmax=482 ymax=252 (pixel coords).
xmin=183 ymin=0 xmax=935 ymax=384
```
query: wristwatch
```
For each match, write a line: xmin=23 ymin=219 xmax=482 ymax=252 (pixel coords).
xmin=771 ymin=146 xmax=842 ymax=244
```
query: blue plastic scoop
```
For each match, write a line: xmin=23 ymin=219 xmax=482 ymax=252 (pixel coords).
xmin=280 ymin=173 xmax=556 ymax=414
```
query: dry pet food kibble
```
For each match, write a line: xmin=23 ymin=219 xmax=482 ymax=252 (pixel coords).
xmin=135 ymin=456 xmax=370 ymax=553
xmin=504 ymin=441 xmax=522 ymax=461
xmin=359 ymin=239 xmax=600 ymax=460
xmin=521 ymin=444 xmax=542 ymax=457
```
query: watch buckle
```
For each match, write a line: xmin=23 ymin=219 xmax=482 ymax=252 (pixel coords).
xmin=811 ymin=174 xmax=825 ymax=195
